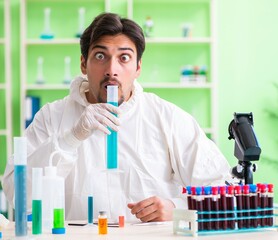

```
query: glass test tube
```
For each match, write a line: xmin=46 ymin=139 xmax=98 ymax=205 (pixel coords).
xmin=267 ymin=184 xmax=274 ymax=226
xmin=211 ymin=186 xmax=220 ymax=230
xmin=107 ymin=85 xmax=118 ymax=169
xmin=260 ymin=184 xmax=267 ymax=227
xmin=32 ymin=168 xmax=43 ymax=235
xmin=243 ymin=185 xmax=250 ymax=228
xmin=226 ymin=186 xmax=235 ymax=229
xmin=250 ymin=184 xmax=258 ymax=228
xmin=186 ymin=186 xmax=192 ymax=210
xmin=219 ymin=186 xmax=227 ymax=230
xmin=88 ymin=196 xmax=93 ymax=224
xmin=203 ymin=186 xmax=212 ymax=231
xmin=195 ymin=187 xmax=204 ymax=231
xmin=234 ymin=185 xmax=243 ymax=229
xmin=14 ymin=137 xmax=28 ymax=237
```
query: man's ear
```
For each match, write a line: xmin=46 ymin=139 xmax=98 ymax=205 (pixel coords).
xmin=80 ymin=55 xmax=87 ymax=74
xmin=135 ymin=59 xmax=142 ymax=78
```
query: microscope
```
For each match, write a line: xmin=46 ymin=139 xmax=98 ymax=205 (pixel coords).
xmin=228 ymin=112 xmax=261 ymax=184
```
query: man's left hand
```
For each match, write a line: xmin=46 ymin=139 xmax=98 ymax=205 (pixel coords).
xmin=127 ymin=196 xmax=175 ymax=222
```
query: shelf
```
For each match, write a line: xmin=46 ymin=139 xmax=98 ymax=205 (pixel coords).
xmin=25 ymin=38 xmax=80 ymax=45
xmin=146 ymin=37 xmax=212 ymax=44
xmin=0 ymin=129 xmax=8 ymax=135
xmin=0 ymin=83 xmax=7 ymax=89
xmin=27 ymin=84 xmax=70 ymax=90
xmin=141 ymin=82 xmax=212 ymax=88
xmin=24 ymin=37 xmax=211 ymax=45
xmin=26 ymin=82 xmax=212 ymax=90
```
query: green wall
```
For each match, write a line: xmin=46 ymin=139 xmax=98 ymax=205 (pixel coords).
xmin=6 ymin=0 xmax=278 ymax=197
xmin=217 ymin=0 xmax=278 ymax=196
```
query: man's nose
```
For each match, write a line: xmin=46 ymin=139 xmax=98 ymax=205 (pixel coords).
xmin=105 ymin=58 xmax=118 ymax=78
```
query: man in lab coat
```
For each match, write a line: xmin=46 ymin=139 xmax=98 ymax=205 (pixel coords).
xmin=3 ymin=13 xmax=231 ymax=222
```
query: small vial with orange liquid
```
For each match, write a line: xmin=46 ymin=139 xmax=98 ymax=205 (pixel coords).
xmin=98 ymin=211 xmax=108 ymax=235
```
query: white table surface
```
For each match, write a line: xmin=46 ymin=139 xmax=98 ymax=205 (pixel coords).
xmin=1 ymin=221 xmax=278 ymax=240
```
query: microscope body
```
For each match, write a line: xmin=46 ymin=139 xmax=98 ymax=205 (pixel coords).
xmin=228 ymin=113 xmax=261 ymax=184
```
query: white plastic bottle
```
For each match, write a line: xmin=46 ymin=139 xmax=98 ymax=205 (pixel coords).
xmin=42 ymin=165 xmax=65 ymax=233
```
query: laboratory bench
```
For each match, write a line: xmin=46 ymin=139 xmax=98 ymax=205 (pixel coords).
xmin=1 ymin=221 xmax=278 ymax=240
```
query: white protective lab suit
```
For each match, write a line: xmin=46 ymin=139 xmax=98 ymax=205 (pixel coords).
xmin=3 ymin=75 xmax=231 ymax=222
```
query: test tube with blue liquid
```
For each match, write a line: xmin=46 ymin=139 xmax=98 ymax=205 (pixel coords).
xmin=14 ymin=137 xmax=28 ymax=237
xmin=107 ymin=85 xmax=118 ymax=169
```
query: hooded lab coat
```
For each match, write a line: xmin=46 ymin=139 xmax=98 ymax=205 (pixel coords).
xmin=3 ymin=76 xmax=231 ymax=222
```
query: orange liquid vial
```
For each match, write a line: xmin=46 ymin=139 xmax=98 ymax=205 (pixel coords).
xmin=98 ymin=211 xmax=108 ymax=235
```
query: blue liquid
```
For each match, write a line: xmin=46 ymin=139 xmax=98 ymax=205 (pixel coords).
xmin=107 ymin=101 xmax=118 ymax=169
xmin=14 ymin=165 xmax=27 ymax=236
xmin=88 ymin=196 xmax=93 ymax=224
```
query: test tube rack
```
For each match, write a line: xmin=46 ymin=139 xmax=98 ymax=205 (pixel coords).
xmin=173 ymin=207 xmax=278 ymax=237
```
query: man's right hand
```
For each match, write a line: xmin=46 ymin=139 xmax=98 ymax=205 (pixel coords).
xmin=72 ymin=103 xmax=121 ymax=141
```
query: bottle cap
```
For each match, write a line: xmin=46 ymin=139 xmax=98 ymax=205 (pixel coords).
xmin=204 ymin=186 xmax=212 ymax=195
xmin=243 ymin=185 xmax=250 ymax=194
xmin=234 ymin=185 xmax=242 ymax=194
xmin=52 ymin=228 xmax=66 ymax=234
xmin=211 ymin=186 xmax=218 ymax=195
xmin=227 ymin=185 xmax=234 ymax=194
xmin=182 ymin=187 xmax=187 ymax=194
xmin=220 ymin=186 xmax=226 ymax=195
xmin=195 ymin=187 xmax=202 ymax=195
xmin=268 ymin=184 xmax=274 ymax=193
xmin=260 ymin=184 xmax=266 ymax=193
xmin=186 ymin=186 xmax=192 ymax=194
xmin=249 ymin=184 xmax=257 ymax=193
xmin=191 ymin=187 xmax=196 ymax=195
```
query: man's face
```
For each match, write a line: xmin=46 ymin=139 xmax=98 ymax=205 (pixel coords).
xmin=81 ymin=34 xmax=142 ymax=105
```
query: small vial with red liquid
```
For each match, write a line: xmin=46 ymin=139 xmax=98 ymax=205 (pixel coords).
xmin=234 ymin=185 xmax=243 ymax=229
xmin=226 ymin=185 xmax=235 ymax=229
xmin=191 ymin=187 xmax=197 ymax=210
xmin=219 ymin=186 xmax=228 ymax=230
xmin=195 ymin=187 xmax=204 ymax=231
xmin=186 ymin=186 xmax=192 ymax=210
xmin=243 ymin=185 xmax=251 ymax=228
xmin=203 ymin=186 xmax=212 ymax=231
xmin=249 ymin=184 xmax=258 ymax=228
xmin=267 ymin=184 xmax=274 ymax=226
xmin=211 ymin=186 xmax=220 ymax=230
xmin=260 ymin=184 xmax=267 ymax=227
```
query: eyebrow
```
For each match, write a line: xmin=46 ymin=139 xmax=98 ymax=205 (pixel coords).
xmin=91 ymin=45 xmax=134 ymax=53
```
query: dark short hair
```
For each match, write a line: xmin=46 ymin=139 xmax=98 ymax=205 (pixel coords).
xmin=80 ymin=13 xmax=145 ymax=64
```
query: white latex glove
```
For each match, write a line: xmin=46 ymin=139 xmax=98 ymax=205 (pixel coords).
xmin=72 ymin=103 xmax=121 ymax=141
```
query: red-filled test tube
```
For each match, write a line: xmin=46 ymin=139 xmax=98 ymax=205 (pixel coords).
xmin=211 ymin=186 xmax=220 ymax=230
xmin=226 ymin=186 xmax=235 ymax=229
xmin=243 ymin=185 xmax=250 ymax=228
xmin=249 ymin=184 xmax=258 ymax=228
xmin=186 ymin=186 xmax=192 ymax=210
xmin=260 ymin=184 xmax=267 ymax=227
xmin=267 ymin=184 xmax=274 ymax=226
xmin=234 ymin=185 xmax=243 ymax=229
xmin=191 ymin=187 xmax=197 ymax=210
xmin=203 ymin=186 xmax=212 ymax=231
xmin=195 ymin=187 xmax=204 ymax=231
xmin=219 ymin=186 xmax=228 ymax=230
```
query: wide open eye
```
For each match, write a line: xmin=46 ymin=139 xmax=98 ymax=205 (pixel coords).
xmin=121 ymin=54 xmax=131 ymax=62
xmin=95 ymin=53 xmax=105 ymax=60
